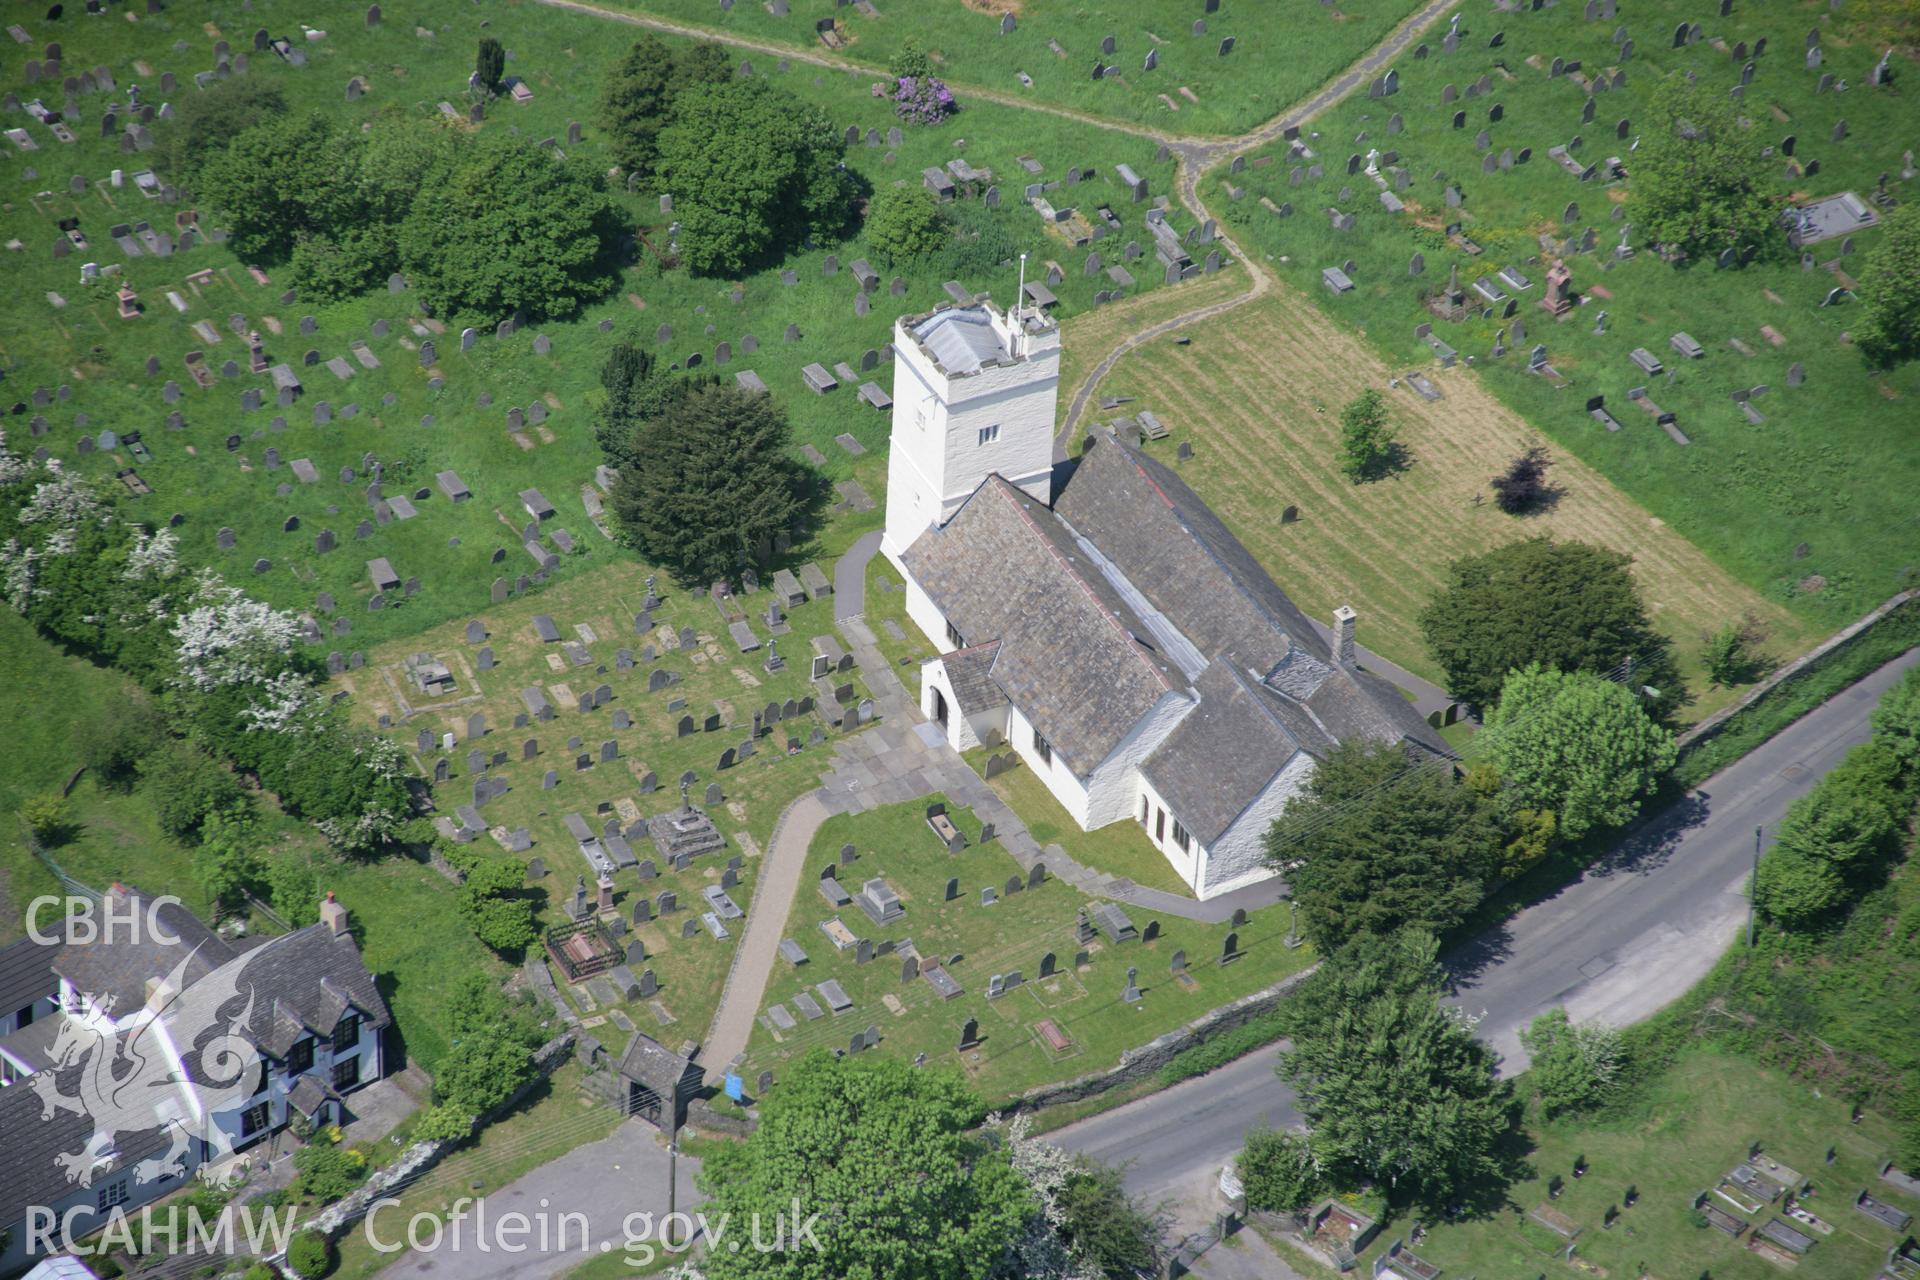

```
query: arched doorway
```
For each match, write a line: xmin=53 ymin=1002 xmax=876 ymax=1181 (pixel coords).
xmin=931 ymin=687 xmax=949 ymax=728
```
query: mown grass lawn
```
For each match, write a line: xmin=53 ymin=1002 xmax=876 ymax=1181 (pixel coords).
xmin=1204 ymin=0 xmax=1920 ymax=630
xmin=742 ymin=797 xmax=1311 ymax=1103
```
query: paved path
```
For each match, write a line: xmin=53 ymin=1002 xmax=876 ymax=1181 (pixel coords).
xmin=701 ymin=790 xmax=831 ymax=1081
xmin=373 ymin=1120 xmax=702 ymax=1279
xmin=1056 ymin=647 xmax=1920 ymax=1234
xmin=833 ymin=530 xmax=884 ymax=623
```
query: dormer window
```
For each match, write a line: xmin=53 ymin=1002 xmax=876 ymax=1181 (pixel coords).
xmin=331 ymin=1013 xmax=360 ymax=1054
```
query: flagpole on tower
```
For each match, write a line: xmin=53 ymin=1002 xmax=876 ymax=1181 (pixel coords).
xmin=1014 ymin=252 xmax=1028 ymax=356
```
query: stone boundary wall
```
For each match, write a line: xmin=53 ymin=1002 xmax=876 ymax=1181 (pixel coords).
xmin=1677 ymin=588 xmax=1916 ymax=751
xmin=1002 ymin=966 xmax=1318 ymax=1114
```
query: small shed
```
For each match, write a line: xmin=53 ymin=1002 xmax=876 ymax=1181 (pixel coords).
xmin=615 ymin=1032 xmax=701 ymax=1134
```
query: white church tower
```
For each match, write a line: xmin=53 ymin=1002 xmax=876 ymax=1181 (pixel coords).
xmin=881 ymin=296 xmax=1061 ymax=569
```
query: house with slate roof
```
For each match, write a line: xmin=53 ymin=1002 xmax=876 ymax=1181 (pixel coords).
xmin=0 ymin=886 xmax=391 ymax=1273
xmin=883 ymin=301 xmax=1450 ymax=899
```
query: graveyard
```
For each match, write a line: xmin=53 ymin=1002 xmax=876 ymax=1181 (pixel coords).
xmin=337 ymin=558 xmax=878 ymax=1041
xmin=1200 ymin=0 xmax=1920 ymax=627
xmin=0 ymin=0 xmax=1200 ymax=653
xmin=579 ymin=0 xmax=1439 ymax=135
xmin=1073 ymin=287 xmax=1822 ymax=716
xmin=742 ymin=796 xmax=1315 ymax=1102
xmin=1321 ymin=1046 xmax=1920 ymax=1280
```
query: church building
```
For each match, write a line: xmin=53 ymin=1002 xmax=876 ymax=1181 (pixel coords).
xmin=882 ymin=299 xmax=1450 ymax=899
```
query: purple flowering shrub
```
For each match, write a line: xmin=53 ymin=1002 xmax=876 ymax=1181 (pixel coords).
xmin=894 ymin=75 xmax=956 ymax=125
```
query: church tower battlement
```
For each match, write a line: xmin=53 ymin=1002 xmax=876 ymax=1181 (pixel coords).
xmin=880 ymin=299 xmax=1060 ymax=567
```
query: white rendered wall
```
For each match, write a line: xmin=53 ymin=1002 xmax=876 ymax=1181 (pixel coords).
xmin=920 ymin=657 xmax=983 ymax=752
xmin=1195 ymin=753 xmax=1312 ymax=899
xmin=1081 ymin=691 xmax=1192 ymax=831
xmin=903 ymin=577 xmax=950 ymax=653
xmin=1006 ymin=705 xmax=1093 ymax=828
xmin=881 ymin=305 xmax=1060 ymax=565
xmin=1137 ymin=774 xmax=1203 ymax=894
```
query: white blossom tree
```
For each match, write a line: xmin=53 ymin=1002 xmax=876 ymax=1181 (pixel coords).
xmin=170 ymin=570 xmax=305 ymax=692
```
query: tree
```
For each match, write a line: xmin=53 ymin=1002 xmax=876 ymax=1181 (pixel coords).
xmin=1483 ymin=664 xmax=1677 ymax=840
xmin=655 ymin=80 xmax=854 ymax=275
xmin=195 ymin=113 xmax=363 ymax=263
xmin=1263 ymin=740 xmax=1499 ymax=949
xmin=458 ymin=857 xmax=538 ymax=955
xmin=1701 ymin=614 xmax=1771 ymax=688
xmin=267 ymin=855 xmax=320 ymax=927
xmin=598 ymin=37 xmax=731 ymax=178
xmin=292 ymin=1141 xmax=368 ymax=1203
xmin=434 ymin=976 xmax=546 ymax=1117
xmin=1635 ymin=75 xmax=1775 ymax=261
xmin=475 ymin=38 xmax=506 ymax=98
xmin=1418 ymin=537 xmax=1684 ymax=712
xmin=1753 ymin=844 xmax=1849 ymax=929
xmin=410 ymin=1103 xmax=476 ymax=1143
xmin=1756 ymin=740 xmax=1907 ymax=930
xmin=1055 ymin=1163 xmax=1159 ymax=1279
xmin=1870 ymin=667 xmax=1920 ymax=775
xmin=1488 ymin=446 xmax=1557 ymax=514
xmin=77 ymin=700 xmax=166 ymax=792
xmin=285 ymin=1229 xmax=333 ymax=1279
xmin=865 ymin=185 xmax=949 ymax=267
xmin=19 ymin=792 xmax=72 ymax=846
xmin=1238 ymin=1129 xmax=1322 ymax=1212
xmin=162 ymin=78 xmax=288 ymax=185
xmin=1519 ymin=1008 xmax=1625 ymax=1117
xmin=1338 ymin=388 xmax=1402 ymax=482
xmin=396 ymin=133 xmax=624 ymax=325
xmin=591 ymin=339 xmax=697 ymax=471
xmin=1277 ymin=931 xmax=1515 ymax=1209
xmin=1857 ymin=203 xmax=1920 ymax=367
xmin=192 ymin=809 xmax=267 ymax=918
xmin=140 ymin=739 xmax=249 ymax=842
xmin=697 ymin=1053 xmax=1031 ymax=1280
xmin=608 ymin=381 xmax=815 ymax=586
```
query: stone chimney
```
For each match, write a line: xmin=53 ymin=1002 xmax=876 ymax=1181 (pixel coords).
xmin=1332 ymin=605 xmax=1358 ymax=667
xmin=319 ymin=891 xmax=350 ymax=938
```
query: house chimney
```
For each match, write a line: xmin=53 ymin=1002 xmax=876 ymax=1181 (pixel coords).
xmin=319 ymin=891 xmax=350 ymax=938
xmin=1332 ymin=605 xmax=1358 ymax=667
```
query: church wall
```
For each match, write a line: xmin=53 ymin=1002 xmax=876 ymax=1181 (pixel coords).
xmin=902 ymin=576 xmax=951 ymax=655
xmin=918 ymin=657 xmax=1007 ymax=753
xmin=1194 ymin=753 xmax=1313 ymax=899
xmin=1135 ymin=774 xmax=1203 ymax=895
xmin=882 ymin=308 xmax=1058 ymax=563
xmin=1082 ymin=692 xmax=1192 ymax=832
xmin=1005 ymin=704 xmax=1093 ymax=828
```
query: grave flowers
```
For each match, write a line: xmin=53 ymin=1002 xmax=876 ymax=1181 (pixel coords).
xmin=894 ymin=75 xmax=956 ymax=126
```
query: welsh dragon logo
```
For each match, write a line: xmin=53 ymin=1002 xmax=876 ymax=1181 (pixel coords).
xmin=31 ymin=944 xmax=265 ymax=1190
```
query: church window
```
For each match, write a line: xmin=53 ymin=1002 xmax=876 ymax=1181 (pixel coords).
xmin=946 ymin=621 xmax=965 ymax=648
xmin=977 ymin=424 xmax=1000 ymax=446
xmin=1033 ymin=728 xmax=1053 ymax=765
xmin=1172 ymin=819 xmax=1191 ymax=852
